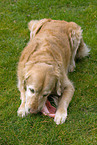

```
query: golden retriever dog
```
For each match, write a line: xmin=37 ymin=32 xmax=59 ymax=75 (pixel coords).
xmin=17 ymin=19 xmax=90 ymax=125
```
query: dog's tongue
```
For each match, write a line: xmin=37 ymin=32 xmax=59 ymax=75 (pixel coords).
xmin=41 ymin=100 xmax=56 ymax=118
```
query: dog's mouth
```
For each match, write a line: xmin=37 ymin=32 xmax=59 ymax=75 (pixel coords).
xmin=41 ymin=96 xmax=58 ymax=117
xmin=41 ymin=99 xmax=56 ymax=118
xmin=30 ymin=96 xmax=58 ymax=117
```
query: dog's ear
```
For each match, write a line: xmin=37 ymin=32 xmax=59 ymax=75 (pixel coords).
xmin=28 ymin=19 xmax=51 ymax=40
xmin=24 ymin=61 xmax=33 ymax=80
xmin=54 ymin=67 xmax=62 ymax=96
xmin=56 ymin=79 xmax=62 ymax=96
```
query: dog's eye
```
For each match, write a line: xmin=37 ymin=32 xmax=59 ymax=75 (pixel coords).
xmin=29 ymin=88 xmax=35 ymax=93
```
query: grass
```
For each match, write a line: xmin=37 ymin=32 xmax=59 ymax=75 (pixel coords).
xmin=0 ymin=0 xmax=97 ymax=144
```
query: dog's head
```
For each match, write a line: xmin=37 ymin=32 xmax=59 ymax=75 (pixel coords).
xmin=24 ymin=63 xmax=57 ymax=113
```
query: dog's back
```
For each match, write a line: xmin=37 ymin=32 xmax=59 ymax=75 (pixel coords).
xmin=19 ymin=20 xmax=72 ymax=73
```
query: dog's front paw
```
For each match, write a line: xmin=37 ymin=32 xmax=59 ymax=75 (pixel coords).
xmin=17 ymin=106 xmax=26 ymax=117
xmin=54 ymin=110 xmax=67 ymax=125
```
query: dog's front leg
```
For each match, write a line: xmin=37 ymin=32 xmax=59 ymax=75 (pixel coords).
xmin=17 ymin=90 xmax=27 ymax=117
xmin=54 ymin=80 xmax=74 ymax=125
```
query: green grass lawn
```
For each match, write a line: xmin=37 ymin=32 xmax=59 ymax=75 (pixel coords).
xmin=0 ymin=0 xmax=97 ymax=144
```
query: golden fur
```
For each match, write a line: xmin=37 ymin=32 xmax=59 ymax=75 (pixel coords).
xmin=17 ymin=19 xmax=90 ymax=124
